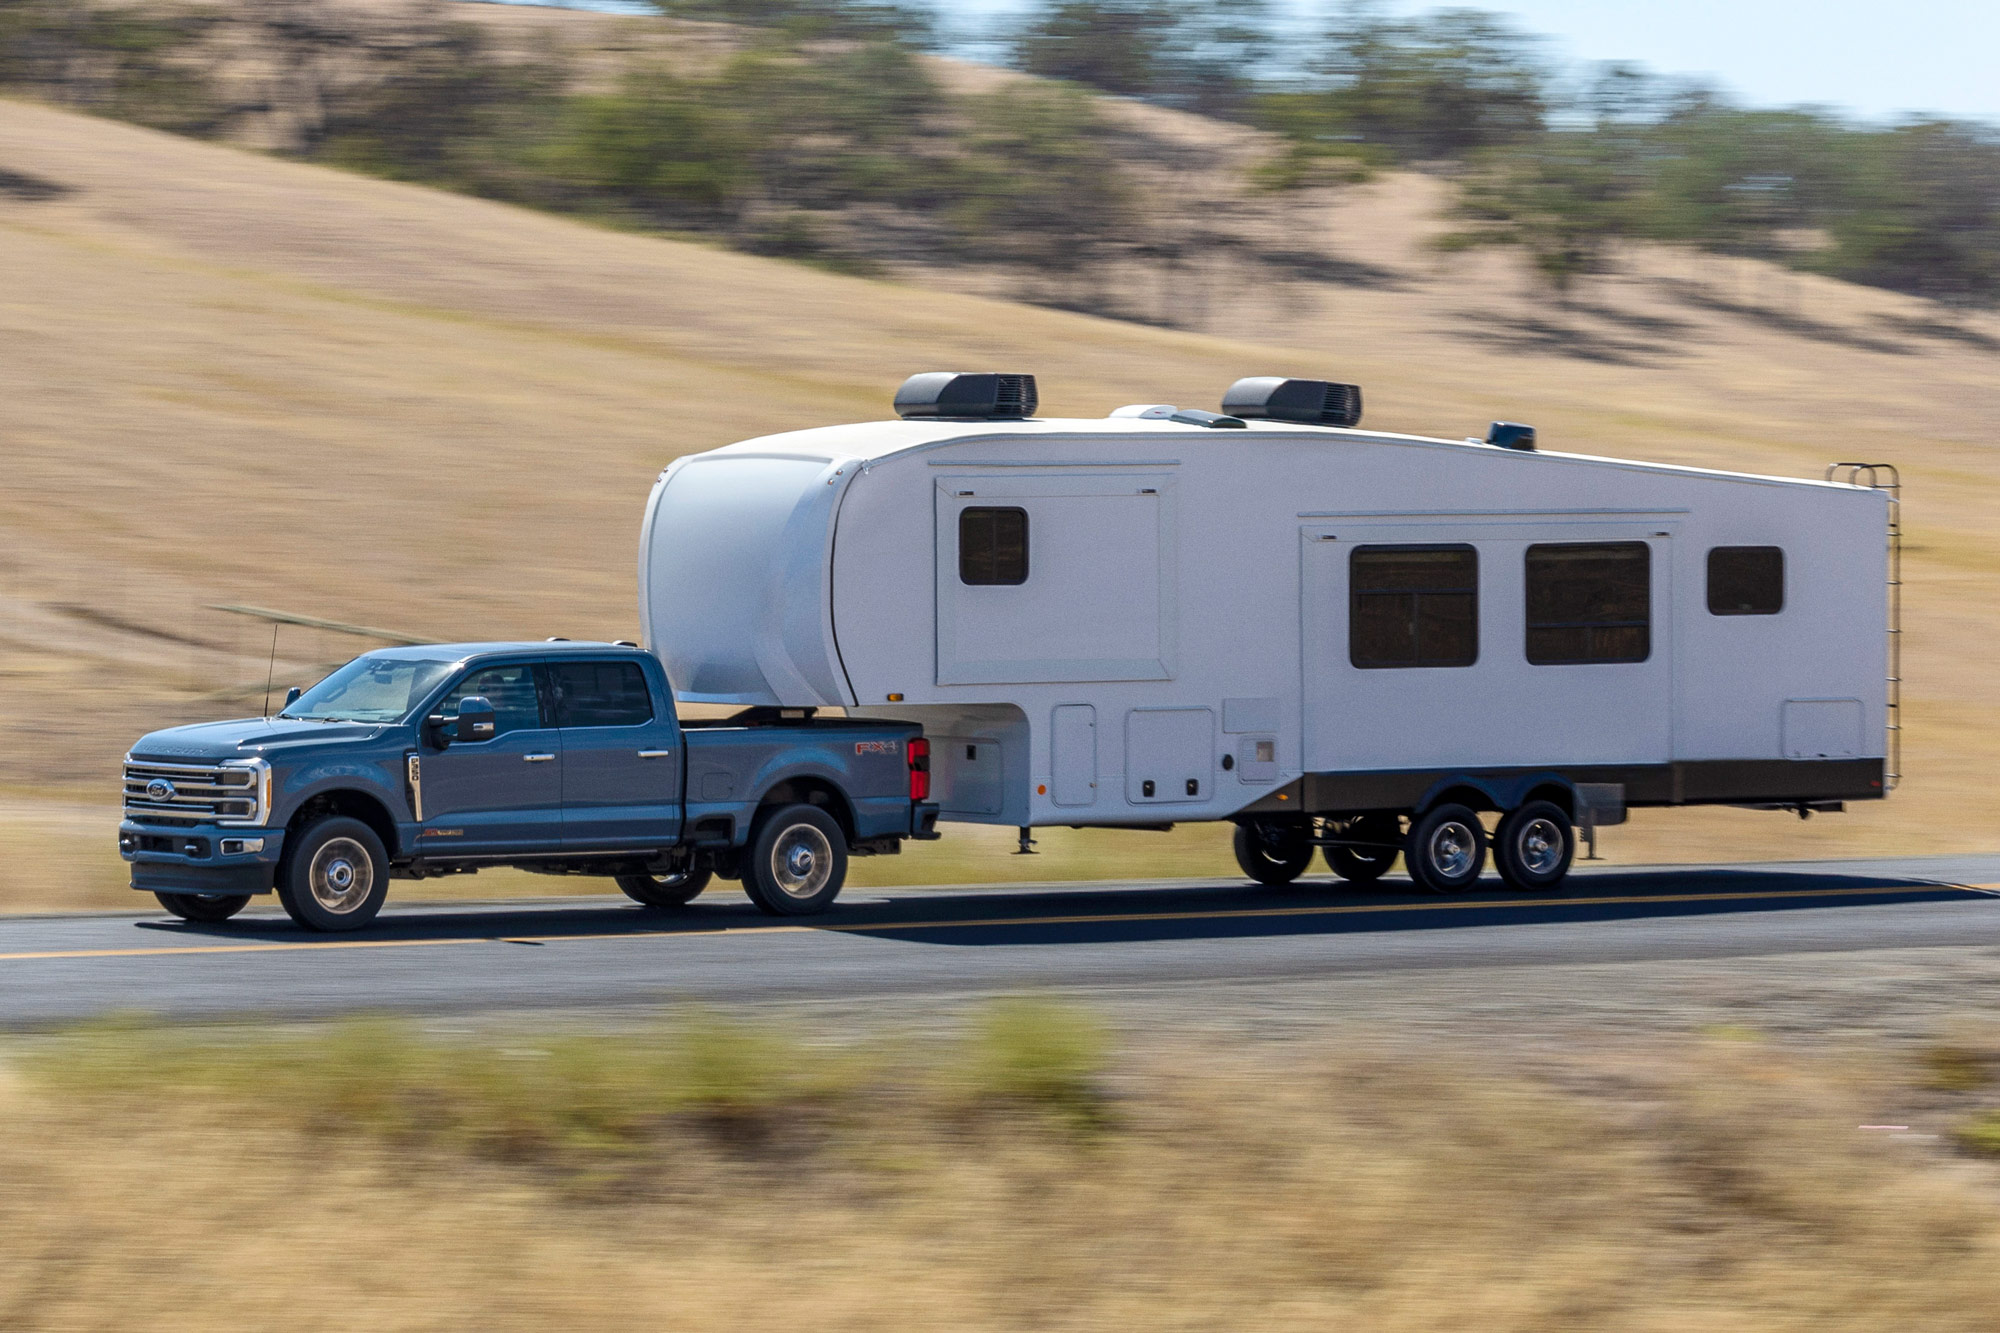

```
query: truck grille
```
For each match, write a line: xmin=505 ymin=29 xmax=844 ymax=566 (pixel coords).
xmin=123 ymin=759 xmax=267 ymax=826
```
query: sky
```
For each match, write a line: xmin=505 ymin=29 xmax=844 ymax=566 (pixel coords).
xmin=480 ymin=0 xmax=2000 ymax=125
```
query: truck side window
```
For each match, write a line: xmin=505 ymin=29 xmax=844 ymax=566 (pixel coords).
xmin=442 ymin=665 xmax=547 ymax=737
xmin=1349 ymin=544 xmax=1478 ymax=669
xmin=959 ymin=507 xmax=1028 ymax=585
xmin=1525 ymin=542 xmax=1650 ymax=664
xmin=550 ymin=661 xmax=654 ymax=728
xmin=1707 ymin=545 xmax=1784 ymax=615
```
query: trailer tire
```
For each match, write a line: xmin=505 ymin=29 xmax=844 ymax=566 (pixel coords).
xmin=1405 ymin=804 xmax=1486 ymax=894
xmin=276 ymin=816 xmax=390 ymax=932
xmin=154 ymin=891 xmax=249 ymax=923
xmin=1325 ymin=815 xmax=1399 ymax=884
xmin=616 ymin=865 xmax=712 ymax=908
xmin=742 ymin=804 xmax=848 ymax=916
xmin=1493 ymin=800 xmax=1574 ymax=892
xmin=1233 ymin=822 xmax=1313 ymax=886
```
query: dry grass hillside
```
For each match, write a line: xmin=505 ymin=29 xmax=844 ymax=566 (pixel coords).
xmin=1 ymin=87 xmax=1997 ymax=908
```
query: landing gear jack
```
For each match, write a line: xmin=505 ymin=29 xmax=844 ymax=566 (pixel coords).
xmin=1015 ymin=826 xmax=1038 ymax=855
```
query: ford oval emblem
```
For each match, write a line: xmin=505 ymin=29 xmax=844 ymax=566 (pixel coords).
xmin=145 ymin=778 xmax=176 ymax=803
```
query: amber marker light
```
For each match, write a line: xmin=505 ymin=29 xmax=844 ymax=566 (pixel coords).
xmin=887 ymin=693 xmax=904 ymax=701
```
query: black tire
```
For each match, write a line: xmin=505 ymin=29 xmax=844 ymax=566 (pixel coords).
xmin=1233 ymin=822 xmax=1313 ymax=886
xmin=154 ymin=891 xmax=250 ymax=923
xmin=1324 ymin=814 xmax=1399 ymax=884
xmin=1493 ymin=800 xmax=1575 ymax=893
xmin=1405 ymin=803 xmax=1487 ymax=894
xmin=616 ymin=864 xmax=713 ymax=908
xmin=742 ymin=804 xmax=848 ymax=916
xmin=276 ymin=816 xmax=390 ymax=932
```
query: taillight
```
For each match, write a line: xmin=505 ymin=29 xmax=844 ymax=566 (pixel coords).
xmin=907 ymin=737 xmax=930 ymax=802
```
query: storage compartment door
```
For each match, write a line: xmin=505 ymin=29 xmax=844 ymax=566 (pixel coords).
xmin=1050 ymin=704 xmax=1098 ymax=807
xmin=1125 ymin=707 xmax=1214 ymax=805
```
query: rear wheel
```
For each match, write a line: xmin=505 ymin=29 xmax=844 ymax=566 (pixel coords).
xmin=1493 ymin=800 xmax=1574 ymax=892
xmin=276 ymin=817 xmax=389 ymax=932
xmin=1324 ymin=814 xmax=1400 ymax=884
xmin=1233 ymin=822 xmax=1313 ymax=886
xmin=154 ymin=891 xmax=249 ymax=923
xmin=616 ymin=864 xmax=712 ymax=908
xmin=743 ymin=805 xmax=848 ymax=916
xmin=1405 ymin=804 xmax=1486 ymax=894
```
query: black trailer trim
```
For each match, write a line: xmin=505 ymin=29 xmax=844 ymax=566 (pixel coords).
xmin=1240 ymin=758 xmax=1886 ymax=817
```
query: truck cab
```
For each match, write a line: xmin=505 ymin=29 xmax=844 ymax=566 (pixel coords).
xmin=120 ymin=642 xmax=936 ymax=931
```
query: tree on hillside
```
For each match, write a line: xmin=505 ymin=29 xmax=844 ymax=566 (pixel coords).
xmin=1007 ymin=0 xmax=1275 ymax=118
xmin=1441 ymin=130 xmax=1647 ymax=303
xmin=1261 ymin=3 xmax=1547 ymax=163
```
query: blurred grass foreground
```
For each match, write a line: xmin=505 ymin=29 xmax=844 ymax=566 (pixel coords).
xmin=4 ymin=1004 xmax=2000 ymax=1330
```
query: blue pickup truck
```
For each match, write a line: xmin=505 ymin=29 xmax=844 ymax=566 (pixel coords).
xmin=119 ymin=641 xmax=938 ymax=931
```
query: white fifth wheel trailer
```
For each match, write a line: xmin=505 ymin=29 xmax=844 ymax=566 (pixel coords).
xmin=639 ymin=372 xmax=1898 ymax=894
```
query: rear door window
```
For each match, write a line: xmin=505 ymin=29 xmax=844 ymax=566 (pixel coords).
xmin=550 ymin=661 xmax=655 ymax=728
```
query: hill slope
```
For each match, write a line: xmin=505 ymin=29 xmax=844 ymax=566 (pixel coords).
xmin=1 ymin=96 xmax=1996 ymax=905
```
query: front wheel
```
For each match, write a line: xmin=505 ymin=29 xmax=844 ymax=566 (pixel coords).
xmin=1405 ymin=804 xmax=1487 ymax=894
xmin=743 ymin=805 xmax=848 ymax=916
xmin=1493 ymin=800 xmax=1574 ymax=892
xmin=616 ymin=864 xmax=712 ymax=908
xmin=276 ymin=816 xmax=390 ymax=932
xmin=154 ymin=891 xmax=249 ymax=923
xmin=1233 ymin=822 xmax=1313 ymax=886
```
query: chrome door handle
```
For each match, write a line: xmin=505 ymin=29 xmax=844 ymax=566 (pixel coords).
xmin=523 ymin=753 xmax=556 ymax=763
xmin=637 ymin=750 xmax=672 ymax=759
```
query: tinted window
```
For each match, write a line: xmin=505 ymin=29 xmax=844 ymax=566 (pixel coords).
xmin=442 ymin=664 xmax=547 ymax=737
xmin=960 ymin=507 xmax=1028 ymax=585
xmin=550 ymin=661 xmax=654 ymax=728
xmin=1525 ymin=542 xmax=1650 ymax=664
xmin=1350 ymin=545 xmax=1478 ymax=669
xmin=1707 ymin=546 xmax=1784 ymax=615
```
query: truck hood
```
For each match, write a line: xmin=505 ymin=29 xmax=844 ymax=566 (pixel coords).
xmin=129 ymin=717 xmax=390 ymax=761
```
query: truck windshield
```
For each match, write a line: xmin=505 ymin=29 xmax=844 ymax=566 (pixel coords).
xmin=280 ymin=656 xmax=457 ymax=724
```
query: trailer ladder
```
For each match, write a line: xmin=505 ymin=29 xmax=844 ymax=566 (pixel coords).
xmin=1825 ymin=462 xmax=1901 ymax=791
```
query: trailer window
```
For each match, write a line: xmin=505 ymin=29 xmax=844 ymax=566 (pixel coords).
xmin=1707 ymin=546 xmax=1784 ymax=615
xmin=959 ymin=507 xmax=1028 ymax=585
xmin=1525 ymin=543 xmax=1650 ymax=664
xmin=1349 ymin=545 xmax=1478 ymax=669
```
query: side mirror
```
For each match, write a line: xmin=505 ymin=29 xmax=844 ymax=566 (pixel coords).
xmin=453 ymin=696 xmax=497 ymax=743
xmin=283 ymin=686 xmax=302 ymax=708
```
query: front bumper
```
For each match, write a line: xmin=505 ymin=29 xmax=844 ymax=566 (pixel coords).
xmin=120 ymin=820 xmax=286 ymax=897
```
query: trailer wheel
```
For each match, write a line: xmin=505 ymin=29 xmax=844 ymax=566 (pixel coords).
xmin=1325 ymin=815 xmax=1399 ymax=884
xmin=1233 ymin=822 xmax=1313 ymax=886
xmin=1405 ymin=804 xmax=1486 ymax=894
xmin=154 ymin=892 xmax=250 ymax=923
xmin=1493 ymin=800 xmax=1574 ymax=892
xmin=743 ymin=804 xmax=848 ymax=916
xmin=616 ymin=864 xmax=712 ymax=908
xmin=275 ymin=816 xmax=390 ymax=932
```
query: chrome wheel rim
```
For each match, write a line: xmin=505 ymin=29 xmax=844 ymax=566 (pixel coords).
xmin=308 ymin=837 xmax=374 ymax=914
xmin=1517 ymin=817 xmax=1565 ymax=876
xmin=771 ymin=824 xmax=833 ymax=900
xmin=1427 ymin=822 xmax=1476 ymax=880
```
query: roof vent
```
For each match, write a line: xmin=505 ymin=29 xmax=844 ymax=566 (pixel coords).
xmin=1221 ymin=377 xmax=1363 ymax=429
xmin=1109 ymin=404 xmax=1247 ymax=429
xmin=894 ymin=372 xmax=1038 ymax=421
xmin=1486 ymin=422 xmax=1537 ymax=451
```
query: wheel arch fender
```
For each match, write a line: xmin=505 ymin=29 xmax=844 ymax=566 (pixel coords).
xmin=752 ymin=768 xmax=857 ymax=842
xmin=283 ymin=786 xmax=402 ymax=860
xmin=1415 ymin=773 xmax=1577 ymax=819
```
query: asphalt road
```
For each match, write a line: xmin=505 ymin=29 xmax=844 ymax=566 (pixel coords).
xmin=0 ymin=853 xmax=1995 ymax=1026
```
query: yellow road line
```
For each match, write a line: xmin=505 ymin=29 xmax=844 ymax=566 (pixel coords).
xmin=0 ymin=881 xmax=1983 ymax=964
